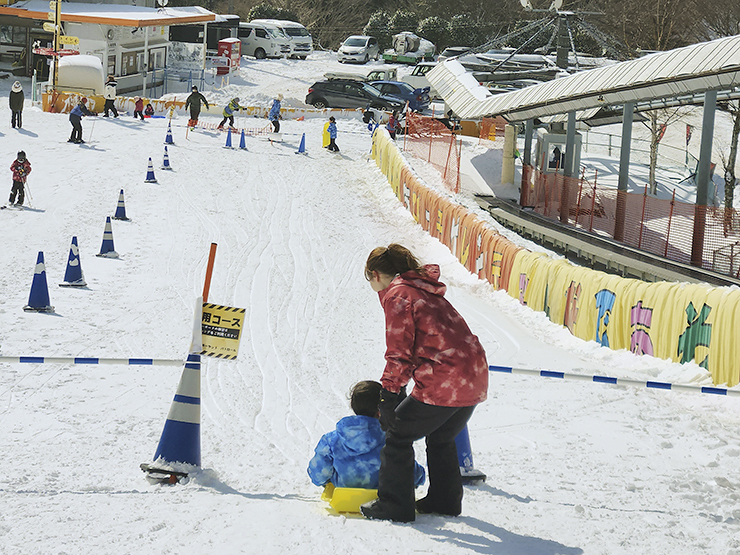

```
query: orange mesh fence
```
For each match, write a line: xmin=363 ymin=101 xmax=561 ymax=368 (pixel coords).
xmin=403 ymin=112 xmax=461 ymax=194
xmin=479 ymin=117 xmax=508 ymax=150
xmin=522 ymin=164 xmax=740 ymax=278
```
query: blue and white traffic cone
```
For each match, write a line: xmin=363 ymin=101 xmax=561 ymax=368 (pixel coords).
xmin=296 ymin=133 xmax=306 ymax=154
xmin=145 ymin=158 xmax=157 ymax=183
xmin=96 ymin=216 xmax=119 ymax=258
xmin=239 ymin=129 xmax=247 ymax=150
xmin=455 ymin=425 xmax=486 ymax=484
xmin=23 ymin=251 xmax=54 ymax=312
xmin=162 ymin=146 xmax=172 ymax=170
xmin=112 ymin=189 xmax=130 ymax=221
xmin=59 ymin=236 xmax=87 ymax=287
xmin=165 ymin=122 xmax=174 ymax=145
xmin=224 ymin=128 xmax=232 ymax=148
xmin=141 ymin=353 xmax=201 ymax=483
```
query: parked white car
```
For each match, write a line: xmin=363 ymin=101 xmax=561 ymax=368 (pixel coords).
xmin=337 ymin=35 xmax=380 ymax=64
xmin=250 ymin=19 xmax=313 ymax=59
xmin=402 ymin=62 xmax=440 ymax=99
xmin=237 ymin=22 xmax=290 ymax=59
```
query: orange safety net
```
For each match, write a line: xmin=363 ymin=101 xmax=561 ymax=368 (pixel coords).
xmin=520 ymin=164 xmax=740 ymax=278
xmin=402 ymin=111 xmax=461 ymax=194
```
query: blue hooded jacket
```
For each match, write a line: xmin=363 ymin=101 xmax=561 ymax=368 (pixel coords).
xmin=327 ymin=121 xmax=337 ymax=139
xmin=268 ymin=99 xmax=281 ymax=121
xmin=308 ymin=415 xmax=425 ymax=488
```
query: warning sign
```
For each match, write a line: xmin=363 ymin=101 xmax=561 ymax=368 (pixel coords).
xmin=200 ymin=303 xmax=245 ymax=359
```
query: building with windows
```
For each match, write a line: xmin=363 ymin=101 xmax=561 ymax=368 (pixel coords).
xmin=0 ymin=0 xmax=216 ymax=93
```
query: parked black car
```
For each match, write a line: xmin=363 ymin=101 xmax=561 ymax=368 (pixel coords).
xmin=305 ymin=79 xmax=405 ymax=110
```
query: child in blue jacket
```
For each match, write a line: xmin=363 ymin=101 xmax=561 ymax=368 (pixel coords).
xmin=308 ymin=380 xmax=425 ymax=489
xmin=327 ymin=116 xmax=339 ymax=152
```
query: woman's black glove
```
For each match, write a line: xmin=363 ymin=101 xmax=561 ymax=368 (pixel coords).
xmin=379 ymin=386 xmax=406 ymax=431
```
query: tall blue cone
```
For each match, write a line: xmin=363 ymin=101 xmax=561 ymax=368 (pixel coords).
xmin=455 ymin=426 xmax=486 ymax=484
xmin=152 ymin=353 xmax=201 ymax=467
xmin=60 ymin=236 xmax=87 ymax=287
xmin=162 ymin=146 xmax=172 ymax=170
xmin=96 ymin=216 xmax=119 ymax=258
xmin=112 ymin=189 xmax=130 ymax=221
xmin=296 ymin=132 xmax=306 ymax=154
xmin=24 ymin=251 xmax=54 ymax=312
xmin=224 ymin=128 xmax=232 ymax=148
xmin=145 ymin=158 xmax=157 ymax=183
xmin=165 ymin=122 xmax=174 ymax=145
xmin=239 ymin=129 xmax=247 ymax=150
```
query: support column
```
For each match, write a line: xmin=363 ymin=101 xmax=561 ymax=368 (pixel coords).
xmin=614 ymin=102 xmax=634 ymax=242
xmin=142 ymin=26 xmax=149 ymax=97
xmin=559 ymin=111 xmax=576 ymax=223
xmin=520 ymin=118 xmax=534 ymax=207
xmin=691 ymin=90 xmax=717 ymax=268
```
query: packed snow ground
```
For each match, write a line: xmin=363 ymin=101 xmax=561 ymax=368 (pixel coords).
xmin=2 ymin=54 xmax=740 ymax=554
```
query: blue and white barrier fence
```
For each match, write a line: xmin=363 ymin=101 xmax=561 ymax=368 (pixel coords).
xmin=0 ymin=356 xmax=183 ymax=366
xmin=490 ymin=365 xmax=740 ymax=397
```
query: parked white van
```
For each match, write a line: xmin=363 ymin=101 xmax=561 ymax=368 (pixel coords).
xmin=251 ymin=19 xmax=313 ymax=59
xmin=237 ymin=22 xmax=290 ymax=59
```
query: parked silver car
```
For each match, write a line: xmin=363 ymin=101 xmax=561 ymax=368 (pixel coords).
xmin=337 ymin=35 xmax=380 ymax=64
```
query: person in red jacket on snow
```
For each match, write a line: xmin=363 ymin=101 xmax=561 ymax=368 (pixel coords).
xmin=9 ymin=150 xmax=31 ymax=206
xmin=360 ymin=243 xmax=488 ymax=523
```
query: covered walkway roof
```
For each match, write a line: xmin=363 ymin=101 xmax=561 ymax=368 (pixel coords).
xmin=428 ymin=34 xmax=740 ymax=122
xmin=0 ymin=0 xmax=216 ymax=27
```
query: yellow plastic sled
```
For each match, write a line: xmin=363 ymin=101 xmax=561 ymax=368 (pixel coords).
xmin=322 ymin=483 xmax=378 ymax=514
xmin=322 ymin=121 xmax=331 ymax=148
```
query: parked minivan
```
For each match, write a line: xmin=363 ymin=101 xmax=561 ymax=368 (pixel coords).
xmin=251 ymin=19 xmax=313 ymax=59
xmin=237 ymin=22 xmax=290 ymax=59
xmin=337 ymin=35 xmax=380 ymax=64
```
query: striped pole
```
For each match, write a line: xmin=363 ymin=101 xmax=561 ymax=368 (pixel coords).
xmin=489 ymin=365 xmax=740 ymax=397
xmin=0 ymin=356 xmax=182 ymax=365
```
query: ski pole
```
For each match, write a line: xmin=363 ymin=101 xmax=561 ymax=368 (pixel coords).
xmin=88 ymin=117 xmax=96 ymax=142
xmin=23 ymin=178 xmax=33 ymax=208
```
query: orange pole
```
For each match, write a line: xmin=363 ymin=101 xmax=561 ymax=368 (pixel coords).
xmin=202 ymin=243 xmax=217 ymax=302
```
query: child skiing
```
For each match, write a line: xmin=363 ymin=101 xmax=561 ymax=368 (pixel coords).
xmin=9 ymin=81 xmax=24 ymax=129
xmin=185 ymin=86 xmax=209 ymax=128
xmin=9 ymin=150 xmax=31 ymax=207
xmin=268 ymin=94 xmax=282 ymax=133
xmin=327 ymin=116 xmax=339 ymax=152
xmin=217 ymin=97 xmax=245 ymax=130
xmin=68 ymin=97 xmax=95 ymax=144
xmin=133 ymin=97 xmax=145 ymax=121
xmin=103 ymin=75 xmax=119 ymax=118
xmin=307 ymin=380 xmax=425 ymax=489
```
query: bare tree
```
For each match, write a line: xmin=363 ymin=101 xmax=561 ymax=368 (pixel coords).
xmin=642 ymin=108 xmax=685 ymax=195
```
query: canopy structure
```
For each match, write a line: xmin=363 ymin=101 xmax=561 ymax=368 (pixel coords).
xmin=429 ymin=34 xmax=740 ymax=122
xmin=0 ymin=0 xmax=216 ymax=27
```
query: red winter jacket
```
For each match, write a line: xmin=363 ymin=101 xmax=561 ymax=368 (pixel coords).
xmin=10 ymin=159 xmax=31 ymax=182
xmin=377 ymin=264 xmax=488 ymax=407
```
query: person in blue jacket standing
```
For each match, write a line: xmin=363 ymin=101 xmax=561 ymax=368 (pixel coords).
xmin=268 ymin=93 xmax=282 ymax=133
xmin=308 ymin=380 xmax=425 ymax=489
xmin=68 ymin=97 xmax=96 ymax=144
xmin=217 ymin=97 xmax=245 ymax=130
xmin=327 ymin=116 xmax=339 ymax=152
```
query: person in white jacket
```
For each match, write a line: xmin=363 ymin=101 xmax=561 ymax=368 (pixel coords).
xmin=103 ymin=76 xmax=118 ymax=118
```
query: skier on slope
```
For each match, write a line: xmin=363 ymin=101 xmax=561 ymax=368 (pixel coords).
xmin=68 ymin=97 xmax=96 ymax=144
xmin=268 ymin=94 xmax=282 ymax=133
xmin=9 ymin=81 xmax=24 ymax=129
xmin=185 ymin=86 xmax=209 ymax=128
xmin=217 ymin=97 xmax=245 ymax=130
xmin=9 ymin=150 xmax=31 ymax=207
xmin=103 ymin=75 xmax=119 ymax=118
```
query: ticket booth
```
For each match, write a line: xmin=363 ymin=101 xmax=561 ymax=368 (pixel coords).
xmin=216 ymin=37 xmax=241 ymax=75
xmin=534 ymin=129 xmax=582 ymax=175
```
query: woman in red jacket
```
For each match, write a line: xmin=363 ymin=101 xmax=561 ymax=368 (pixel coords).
xmin=360 ymin=244 xmax=488 ymax=523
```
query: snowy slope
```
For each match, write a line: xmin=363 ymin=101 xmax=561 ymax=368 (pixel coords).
xmin=1 ymin=55 xmax=740 ymax=555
